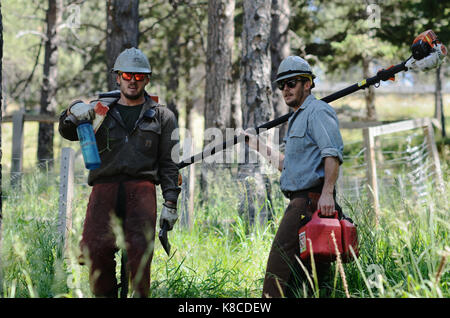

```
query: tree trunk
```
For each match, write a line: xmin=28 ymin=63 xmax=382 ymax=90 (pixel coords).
xmin=241 ymin=0 xmax=273 ymax=128
xmin=204 ymin=0 xmax=235 ymax=136
xmin=37 ymin=0 xmax=62 ymax=169
xmin=434 ymin=65 xmax=446 ymax=137
xmin=362 ymin=56 xmax=376 ymax=121
xmin=270 ymin=0 xmax=290 ymax=145
xmin=201 ymin=0 xmax=235 ymax=199
xmin=106 ymin=0 xmax=140 ymax=91
xmin=239 ymin=0 xmax=274 ymax=226
xmin=166 ymin=33 xmax=180 ymax=122
xmin=231 ymin=35 xmax=242 ymax=130
xmin=231 ymin=68 xmax=242 ymax=130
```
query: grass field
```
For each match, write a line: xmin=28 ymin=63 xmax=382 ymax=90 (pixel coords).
xmin=0 ymin=93 xmax=449 ymax=298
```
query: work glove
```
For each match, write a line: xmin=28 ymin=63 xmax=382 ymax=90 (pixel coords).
xmin=160 ymin=201 xmax=178 ymax=231
xmin=67 ymin=100 xmax=95 ymax=123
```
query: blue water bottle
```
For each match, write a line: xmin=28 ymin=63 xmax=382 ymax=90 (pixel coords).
xmin=76 ymin=120 xmax=101 ymax=170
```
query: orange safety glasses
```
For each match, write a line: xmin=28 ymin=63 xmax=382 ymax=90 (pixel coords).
xmin=119 ymin=72 xmax=148 ymax=81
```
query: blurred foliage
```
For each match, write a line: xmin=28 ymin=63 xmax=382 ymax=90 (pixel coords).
xmin=1 ymin=0 xmax=448 ymax=115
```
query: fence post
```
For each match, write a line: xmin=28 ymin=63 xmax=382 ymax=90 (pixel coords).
xmin=187 ymin=162 xmax=195 ymax=230
xmin=180 ymin=145 xmax=195 ymax=230
xmin=11 ymin=111 xmax=25 ymax=189
xmin=423 ymin=119 xmax=445 ymax=193
xmin=363 ymin=126 xmax=380 ymax=224
xmin=58 ymin=147 xmax=75 ymax=254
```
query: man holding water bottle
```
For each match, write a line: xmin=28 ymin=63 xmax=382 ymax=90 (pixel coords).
xmin=58 ymin=48 xmax=180 ymax=297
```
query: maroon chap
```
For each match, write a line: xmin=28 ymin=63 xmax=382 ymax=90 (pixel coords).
xmin=79 ymin=180 xmax=157 ymax=297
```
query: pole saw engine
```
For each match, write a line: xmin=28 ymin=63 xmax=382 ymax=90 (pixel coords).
xmin=406 ymin=29 xmax=448 ymax=72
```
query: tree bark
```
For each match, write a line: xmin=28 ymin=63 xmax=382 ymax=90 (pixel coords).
xmin=241 ymin=0 xmax=273 ymax=128
xmin=166 ymin=33 xmax=180 ymax=122
xmin=37 ymin=0 xmax=62 ymax=169
xmin=434 ymin=65 xmax=446 ymax=137
xmin=239 ymin=0 xmax=274 ymax=225
xmin=204 ymin=0 xmax=235 ymax=134
xmin=270 ymin=0 xmax=290 ymax=145
xmin=231 ymin=66 xmax=242 ymax=130
xmin=201 ymin=0 xmax=235 ymax=199
xmin=106 ymin=0 xmax=140 ymax=91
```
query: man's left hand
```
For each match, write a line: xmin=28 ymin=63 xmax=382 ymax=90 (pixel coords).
xmin=317 ymin=192 xmax=335 ymax=216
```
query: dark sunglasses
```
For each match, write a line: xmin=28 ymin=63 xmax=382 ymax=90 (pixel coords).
xmin=119 ymin=72 xmax=148 ymax=81
xmin=277 ymin=78 xmax=303 ymax=90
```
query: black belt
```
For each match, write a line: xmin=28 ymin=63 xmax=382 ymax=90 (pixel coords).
xmin=283 ymin=183 xmax=324 ymax=200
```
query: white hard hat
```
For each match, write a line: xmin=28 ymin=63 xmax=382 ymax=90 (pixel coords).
xmin=275 ymin=56 xmax=316 ymax=84
xmin=112 ymin=47 xmax=152 ymax=74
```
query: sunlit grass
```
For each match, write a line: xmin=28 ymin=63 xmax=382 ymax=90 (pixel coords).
xmin=0 ymin=94 xmax=449 ymax=298
xmin=0 ymin=163 xmax=448 ymax=298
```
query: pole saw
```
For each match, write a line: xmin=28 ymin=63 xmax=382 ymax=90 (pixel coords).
xmin=86 ymin=30 xmax=446 ymax=260
xmin=176 ymin=29 xmax=447 ymax=170
xmin=162 ymin=30 xmax=447 ymax=259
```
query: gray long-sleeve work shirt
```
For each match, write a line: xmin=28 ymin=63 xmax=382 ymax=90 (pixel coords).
xmin=280 ymin=94 xmax=344 ymax=196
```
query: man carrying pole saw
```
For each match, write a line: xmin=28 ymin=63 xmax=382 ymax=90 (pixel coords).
xmin=177 ymin=29 xmax=447 ymax=298
xmin=244 ymin=55 xmax=344 ymax=298
xmin=243 ymin=29 xmax=447 ymax=298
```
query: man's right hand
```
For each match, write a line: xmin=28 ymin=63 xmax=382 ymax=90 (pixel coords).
xmin=68 ymin=101 xmax=95 ymax=122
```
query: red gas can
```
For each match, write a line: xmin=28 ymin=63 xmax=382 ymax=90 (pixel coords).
xmin=340 ymin=217 xmax=359 ymax=263
xmin=298 ymin=210 xmax=343 ymax=263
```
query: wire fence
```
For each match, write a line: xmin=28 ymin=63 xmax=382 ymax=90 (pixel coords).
xmin=1 ymin=119 xmax=443 ymax=224
xmin=338 ymin=128 xmax=439 ymax=209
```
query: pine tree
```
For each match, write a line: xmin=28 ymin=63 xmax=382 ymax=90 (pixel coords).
xmin=37 ymin=0 xmax=62 ymax=169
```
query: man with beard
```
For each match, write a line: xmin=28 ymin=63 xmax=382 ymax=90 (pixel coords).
xmin=244 ymin=56 xmax=344 ymax=297
xmin=59 ymin=48 xmax=180 ymax=297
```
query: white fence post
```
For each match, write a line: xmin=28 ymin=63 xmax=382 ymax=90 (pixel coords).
xmin=180 ymin=145 xmax=195 ymax=230
xmin=58 ymin=147 xmax=75 ymax=254
xmin=423 ymin=118 xmax=445 ymax=193
xmin=11 ymin=111 xmax=25 ymax=189
xmin=363 ymin=126 xmax=380 ymax=224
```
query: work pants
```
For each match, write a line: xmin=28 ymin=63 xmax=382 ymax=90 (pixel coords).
xmin=79 ymin=180 xmax=157 ymax=298
xmin=262 ymin=191 xmax=336 ymax=298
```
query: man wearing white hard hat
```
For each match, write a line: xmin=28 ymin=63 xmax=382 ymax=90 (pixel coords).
xmin=59 ymin=48 xmax=180 ymax=297
xmin=245 ymin=56 xmax=344 ymax=297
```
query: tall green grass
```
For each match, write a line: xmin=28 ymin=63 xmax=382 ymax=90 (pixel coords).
xmin=0 ymin=160 xmax=448 ymax=298
xmin=0 ymin=100 xmax=448 ymax=297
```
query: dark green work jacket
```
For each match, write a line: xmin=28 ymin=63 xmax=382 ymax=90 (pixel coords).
xmin=58 ymin=93 xmax=181 ymax=203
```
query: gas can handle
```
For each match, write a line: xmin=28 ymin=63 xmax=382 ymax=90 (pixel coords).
xmin=314 ymin=210 xmax=339 ymax=219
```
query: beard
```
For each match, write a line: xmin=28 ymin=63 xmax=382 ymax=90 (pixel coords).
xmin=121 ymin=86 xmax=145 ymax=100
xmin=123 ymin=91 xmax=144 ymax=100
xmin=285 ymin=89 xmax=304 ymax=108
